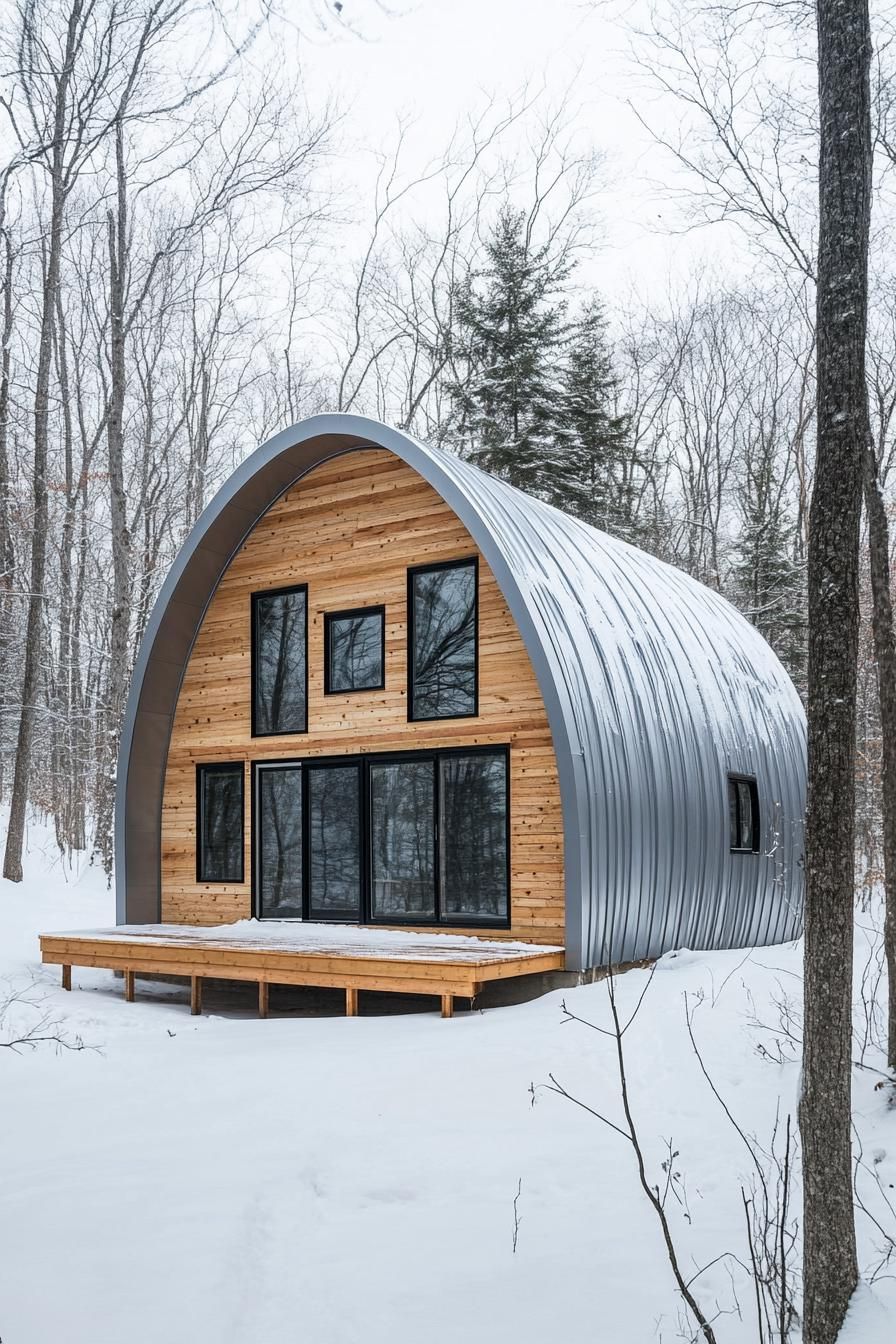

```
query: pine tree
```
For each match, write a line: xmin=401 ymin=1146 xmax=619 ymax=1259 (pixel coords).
xmin=551 ymin=298 xmax=635 ymax=535
xmin=731 ymin=441 xmax=807 ymax=689
xmin=449 ymin=207 xmax=567 ymax=495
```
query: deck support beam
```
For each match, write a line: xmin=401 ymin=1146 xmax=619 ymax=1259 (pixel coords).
xmin=124 ymin=969 xmax=135 ymax=1003
xmin=61 ymin=964 xmax=71 ymax=991
xmin=345 ymin=986 xmax=359 ymax=1016
xmin=191 ymin=975 xmax=202 ymax=1016
xmin=258 ymin=981 xmax=269 ymax=1018
xmin=441 ymin=993 xmax=454 ymax=1019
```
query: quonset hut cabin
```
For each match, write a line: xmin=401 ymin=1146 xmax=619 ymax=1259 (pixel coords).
xmin=40 ymin=413 xmax=807 ymax=1017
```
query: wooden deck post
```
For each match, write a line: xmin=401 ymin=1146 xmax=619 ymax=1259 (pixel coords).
xmin=191 ymin=975 xmax=202 ymax=1016
xmin=61 ymin=964 xmax=71 ymax=991
xmin=441 ymin=993 xmax=454 ymax=1019
xmin=258 ymin=981 xmax=269 ymax=1018
xmin=124 ymin=969 xmax=135 ymax=1003
xmin=345 ymin=986 xmax=358 ymax=1017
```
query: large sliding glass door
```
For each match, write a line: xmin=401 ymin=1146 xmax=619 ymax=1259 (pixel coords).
xmin=254 ymin=747 xmax=509 ymax=926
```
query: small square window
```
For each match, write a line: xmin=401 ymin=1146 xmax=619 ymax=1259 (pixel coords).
xmin=728 ymin=775 xmax=759 ymax=853
xmin=325 ymin=607 xmax=385 ymax=693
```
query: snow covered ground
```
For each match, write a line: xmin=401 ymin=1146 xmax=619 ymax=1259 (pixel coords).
xmin=2 ymin=820 xmax=894 ymax=1344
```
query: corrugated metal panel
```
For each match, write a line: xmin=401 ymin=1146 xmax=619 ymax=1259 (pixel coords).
xmin=116 ymin=414 xmax=806 ymax=970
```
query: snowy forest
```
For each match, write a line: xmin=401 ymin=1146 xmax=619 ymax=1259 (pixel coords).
xmin=4 ymin=4 xmax=896 ymax=1344
xmin=0 ymin=0 xmax=861 ymax=881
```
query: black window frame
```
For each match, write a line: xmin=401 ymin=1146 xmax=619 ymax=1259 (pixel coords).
xmin=250 ymin=744 xmax=510 ymax=929
xmin=407 ymin=556 xmax=479 ymax=723
xmin=305 ymin=757 xmax=364 ymax=922
xmin=196 ymin=761 xmax=245 ymax=884
xmin=253 ymin=759 xmax=305 ymax=919
xmin=728 ymin=773 xmax=760 ymax=854
xmin=250 ymin=582 xmax=309 ymax=738
xmin=323 ymin=604 xmax=386 ymax=695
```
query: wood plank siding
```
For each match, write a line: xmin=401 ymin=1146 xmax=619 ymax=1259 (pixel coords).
xmin=160 ymin=448 xmax=565 ymax=945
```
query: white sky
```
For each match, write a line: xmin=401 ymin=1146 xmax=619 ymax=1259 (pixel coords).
xmin=289 ymin=0 xmax=754 ymax=302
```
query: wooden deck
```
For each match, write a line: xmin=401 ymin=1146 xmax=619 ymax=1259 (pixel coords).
xmin=39 ymin=923 xmax=566 ymax=1018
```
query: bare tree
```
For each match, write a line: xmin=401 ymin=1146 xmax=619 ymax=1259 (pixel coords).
xmin=1 ymin=0 xmax=110 ymax=882
xmin=630 ymin=0 xmax=896 ymax=1074
xmin=800 ymin=2 xmax=871 ymax=1340
xmin=535 ymin=970 xmax=723 ymax=1344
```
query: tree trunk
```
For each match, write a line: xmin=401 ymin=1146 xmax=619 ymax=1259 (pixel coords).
xmin=0 ymin=227 xmax=16 ymax=798
xmin=863 ymin=449 xmax=896 ymax=1070
xmin=94 ymin=117 xmax=131 ymax=877
xmin=799 ymin=1 xmax=870 ymax=1339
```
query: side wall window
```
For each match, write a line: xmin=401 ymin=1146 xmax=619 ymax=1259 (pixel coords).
xmin=408 ymin=558 xmax=477 ymax=720
xmin=197 ymin=763 xmax=244 ymax=882
xmin=252 ymin=584 xmax=307 ymax=735
xmin=728 ymin=775 xmax=759 ymax=853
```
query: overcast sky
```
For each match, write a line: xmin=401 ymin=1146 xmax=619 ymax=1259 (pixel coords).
xmin=286 ymin=0 xmax=752 ymax=303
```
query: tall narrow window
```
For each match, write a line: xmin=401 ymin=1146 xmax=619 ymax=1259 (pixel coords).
xmin=728 ymin=775 xmax=759 ymax=852
xmin=325 ymin=607 xmax=385 ymax=693
xmin=197 ymin=763 xmax=244 ymax=883
xmin=409 ymin=558 xmax=477 ymax=720
xmin=256 ymin=764 xmax=303 ymax=917
xmin=308 ymin=763 xmax=362 ymax=920
xmin=369 ymin=759 xmax=436 ymax=920
xmin=252 ymin=585 xmax=307 ymax=736
xmin=440 ymin=751 xmax=509 ymax=921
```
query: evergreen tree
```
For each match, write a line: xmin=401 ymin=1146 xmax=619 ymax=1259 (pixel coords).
xmin=731 ymin=440 xmax=807 ymax=689
xmin=449 ymin=207 xmax=567 ymax=495
xmin=552 ymin=298 xmax=635 ymax=535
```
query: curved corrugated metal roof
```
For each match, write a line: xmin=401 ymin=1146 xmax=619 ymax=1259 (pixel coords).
xmin=116 ymin=413 xmax=806 ymax=970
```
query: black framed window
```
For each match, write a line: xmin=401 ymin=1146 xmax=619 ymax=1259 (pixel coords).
xmin=369 ymin=759 xmax=436 ymax=920
xmin=256 ymin=764 xmax=303 ymax=916
xmin=325 ymin=606 xmax=385 ymax=694
xmin=728 ymin=775 xmax=759 ymax=853
xmin=408 ymin=558 xmax=477 ymax=720
xmin=308 ymin=763 xmax=362 ymax=920
xmin=252 ymin=745 xmax=509 ymax=928
xmin=440 ymin=752 xmax=509 ymax=921
xmin=197 ymin=763 xmax=244 ymax=883
xmin=252 ymin=584 xmax=307 ymax=736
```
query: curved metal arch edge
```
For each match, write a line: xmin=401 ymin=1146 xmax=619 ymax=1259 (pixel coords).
xmin=115 ymin=414 xmax=589 ymax=963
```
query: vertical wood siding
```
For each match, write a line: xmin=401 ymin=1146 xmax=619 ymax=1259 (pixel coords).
xmin=160 ymin=449 xmax=565 ymax=945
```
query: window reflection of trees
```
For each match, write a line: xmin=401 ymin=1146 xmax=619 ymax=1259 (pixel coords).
xmin=411 ymin=564 xmax=476 ymax=717
xmin=255 ymin=589 xmax=306 ymax=733
xmin=370 ymin=761 xmax=435 ymax=917
xmin=200 ymin=766 xmax=243 ymax=881
xmin=309 ymin=766 xmax=360 ymax=915
xmin=440 ymin=754 xmax=507 ymax=919
xmin=329 ymin=612 xmax=382 ymax=691
xmin=259 ymin=767 xmax=302 ymax=915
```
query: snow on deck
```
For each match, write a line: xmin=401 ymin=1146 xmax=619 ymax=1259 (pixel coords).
xmin=42 ymin=920 xmax=564 ymax=964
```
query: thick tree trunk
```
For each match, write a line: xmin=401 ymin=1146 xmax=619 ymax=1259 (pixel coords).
xmin=863 ymin=449 xmax=896 ymax=1071
xmin=799 ymin=1 xmax=871 ymax=1339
